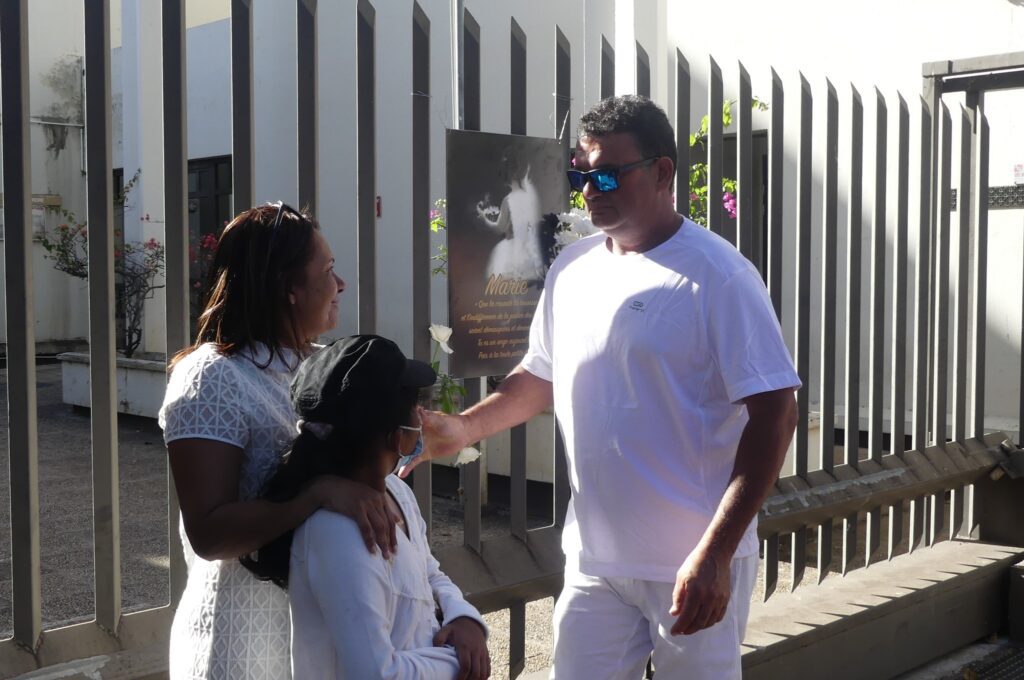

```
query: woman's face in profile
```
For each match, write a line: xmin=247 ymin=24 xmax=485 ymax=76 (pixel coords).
xmin=291 ymin=231 xmax=345 ymax=341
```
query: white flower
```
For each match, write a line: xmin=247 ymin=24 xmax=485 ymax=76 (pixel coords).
xmin=556 ymin=209 xmax=597 ymax=237
xmin=429 ymin=323 xmax=454 ymax=354
xmin=452 ymin=446 xmax=481 ymax=466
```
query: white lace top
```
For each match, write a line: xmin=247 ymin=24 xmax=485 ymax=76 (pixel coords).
xmin=160 ymin=342 xmax=301 ymax=680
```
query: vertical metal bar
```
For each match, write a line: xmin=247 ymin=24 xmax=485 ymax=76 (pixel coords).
xmin=462 ymin=380 xmax=482 ymax=553
xmin=865 ymin=89 xmax=887 ymax=567
xmin=908 ymin=99 xmax=933 ymax=551
xmin=767 ymin=69 xmax=784 ymax=319
xmin=675 ymin=51 xmax=690 ymax=217
xmin=411 ymin=7 xmax=431 ymax=366
xmin=965 ymin=110 xmax=988 ymax=541
xmin=951 ymin=106 xmax=972 ymax=442
xmin=356 ymin=1 xmax=377 ymax=333
xmin=794 ymin=74 xmax=813 ymax=482
xmin=509 ymin=18 xmax=526 ymax=136
xmin=163 ymin=0 xmax=190 ymax=602
xmin=85 ymin=0 xmax=121 ymax=633
xmin=912 ymin=98 xmax=933 ymax=449
xmin=231 ymin=0 xmax=254 ymax=211
xmin=791 ymin=74 xmax=812 ymax=592
xmin=887 ymin=96 xmax=910 ymax=561
xmin=843 ymin=84 xmax=864 ymax=474
xmin=923 ymin=76 xmax=942 ymax=458
xmin=890 ymin=96 xmax=910 ymax=457
xmin=971 ymin=112 xmax=988 ymax=438
xmin=820 ymin=80 xmax=839 ymax=475
xmin=762 ymin=533 xmax=779 ymax=601
xmin=1 ymin=0 xmax=41 ymax=651
xmin=946 ymin=107 xmax=975 ymax=542
xmin=296 ymin=0 xmax=318 ymax=213
xmin=950 ymin=485 xmax=965 ymax=542
xmin=816 ymin=80 xmax=838 ymax=583
xmin=933 ymin=104 xmax=952 ymax=446
xmin=843 ymin=511 xmax=859 ymax=575
xmin=510 ymin=424 xmax=527 ymax=541
xmin=737 ymin=62 xmax=754 ymax=265
xmin=707 ymin=56 xmax=724 ymax=236
xmin=509 ymin=600 xmax=526 ymax=678
xmin=411 ymin=6 xmax=432 ymax=535
xmin=553 ymin=418 xmax=569 ymax=527
xmin=929 ymin=489 xmax=944 ymax=546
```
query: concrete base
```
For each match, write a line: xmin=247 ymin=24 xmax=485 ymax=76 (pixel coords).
xmin=743 ymin=540 xmax=1024 ymax=680
xmin=58 ymin=352 xmax=166 ymax=418
xmin=1010 ymin=561 xmax=1024 ymax=642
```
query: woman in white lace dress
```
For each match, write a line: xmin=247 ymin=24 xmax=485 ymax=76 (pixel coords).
xmin=159 ymin=203 xmax=398 ymax=680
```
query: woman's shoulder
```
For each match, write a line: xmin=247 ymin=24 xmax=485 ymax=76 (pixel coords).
xmin=170 ymin=343 xmax=237 ymax=379
xmin=160 ymin=344 xmax=249 ymax=432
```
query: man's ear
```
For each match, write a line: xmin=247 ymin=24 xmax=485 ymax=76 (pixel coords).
xmin=656 ymin=157 xmax=676 ymax=192
xmin=288 ymin=290 xmax=297 ymax=305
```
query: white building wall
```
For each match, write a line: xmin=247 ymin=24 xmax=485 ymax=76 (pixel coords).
xmin=0 ymin=0 xmax=89 ymax=350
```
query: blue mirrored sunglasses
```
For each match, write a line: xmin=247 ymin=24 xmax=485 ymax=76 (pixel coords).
xmin=565 ymin=157 xmax=658 ymax=193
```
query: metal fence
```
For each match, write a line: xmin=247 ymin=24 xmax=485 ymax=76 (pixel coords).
xmin=1 ymin=1 xmax=1020 ymax=678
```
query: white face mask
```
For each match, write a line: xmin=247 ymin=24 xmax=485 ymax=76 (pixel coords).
xmin=396 ymin=417 xmax=423 ymax=470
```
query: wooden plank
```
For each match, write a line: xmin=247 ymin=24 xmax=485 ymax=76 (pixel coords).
xmin=743 ymin=541 xmax=1024 ymax=680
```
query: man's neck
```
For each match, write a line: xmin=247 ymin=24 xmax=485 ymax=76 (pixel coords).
xmin=608 ymin=209 xmax=683 ymax=255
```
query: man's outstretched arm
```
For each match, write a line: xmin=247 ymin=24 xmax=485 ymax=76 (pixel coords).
xmin=399 ymin=365 xmax=553 ymax=477
xmin=669 ymin=386 xmax=798 ymax=635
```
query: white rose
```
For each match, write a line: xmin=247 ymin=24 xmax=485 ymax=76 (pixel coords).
xmin=429 ymin=323 xmax=454 ymax=354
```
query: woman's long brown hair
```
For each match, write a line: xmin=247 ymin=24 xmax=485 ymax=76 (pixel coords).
xmin=170 ymin=204 xmax=318 ymax=372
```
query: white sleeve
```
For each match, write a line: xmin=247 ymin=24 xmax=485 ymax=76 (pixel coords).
xmin=159 ymin=352 xmax=249 ymax=448
xmin=302 ymin=515 xmax=461 ymax=680
xmin=706 ymin=268 xmax=802 ymax=404
xmin=520 ymin=280 xmax=554 ymax=381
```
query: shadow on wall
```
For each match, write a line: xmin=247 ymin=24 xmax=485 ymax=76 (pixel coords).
xmin=1007 ymin=0 xmax=1024 ymax=7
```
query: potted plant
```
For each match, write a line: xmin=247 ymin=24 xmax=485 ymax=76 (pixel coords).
xmin=39 ymin=171 xmax=170 ymax=417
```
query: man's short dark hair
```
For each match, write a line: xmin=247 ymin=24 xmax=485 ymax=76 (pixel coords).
xmin=577 ymin=95 xmax=677 ymax=181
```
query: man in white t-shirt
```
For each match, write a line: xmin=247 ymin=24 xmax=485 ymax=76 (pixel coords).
xmin=406 ymin=96 xmax=800 ymax=679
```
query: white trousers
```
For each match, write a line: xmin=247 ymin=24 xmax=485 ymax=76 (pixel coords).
xmin=550 ymin=555 xmax=757 ymax=680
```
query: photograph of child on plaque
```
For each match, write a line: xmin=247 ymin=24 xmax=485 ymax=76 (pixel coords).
xmin=446 ymin=130 xmax=567 ymax=378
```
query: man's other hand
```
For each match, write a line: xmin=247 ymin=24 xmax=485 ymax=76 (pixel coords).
xmin=669 ymin=547 xmax=731 ymax=635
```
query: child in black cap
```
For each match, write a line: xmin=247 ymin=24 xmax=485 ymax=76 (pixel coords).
xmin=242 ymin=335 xmax=489 ymax=679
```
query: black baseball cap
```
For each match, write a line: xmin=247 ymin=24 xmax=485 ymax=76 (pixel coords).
xmin=290 ymin=335 xmax=436 ymax=425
